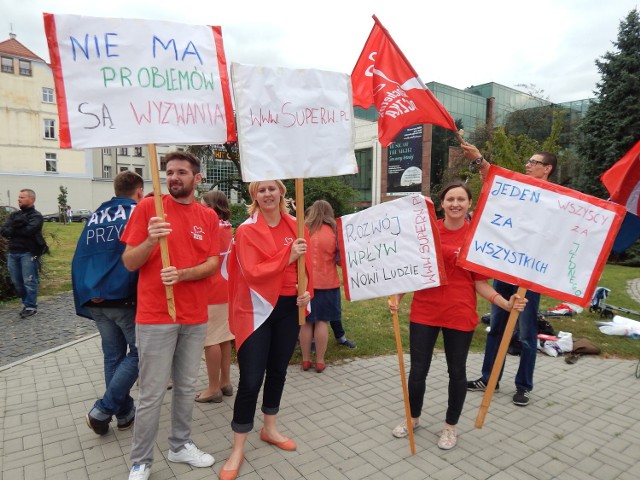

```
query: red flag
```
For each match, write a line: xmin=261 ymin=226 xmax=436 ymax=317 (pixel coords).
xmin=600 ymin=139 xmax=640 ymax=216
xmin=352 ymin=16 xmax=457 ymax=146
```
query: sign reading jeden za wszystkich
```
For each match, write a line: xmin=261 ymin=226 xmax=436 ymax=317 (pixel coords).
xmin=43 ymin=13 xmax=236 ymax=148
xmin=458 ymin=166 xmax=625 ymax=306
xmin=337 ymin=195 xmax=446 ymax=302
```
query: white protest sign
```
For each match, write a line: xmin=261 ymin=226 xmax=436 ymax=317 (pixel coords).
xmin=337 ymin=195 xmax=446 ymax=301
xmin=231 ymin=63 xmax=358 ymax=181
xmin=458 ymin=166 xmax=625 ymax=306
xmin=43 ymin=13 xmax=236 ymax=148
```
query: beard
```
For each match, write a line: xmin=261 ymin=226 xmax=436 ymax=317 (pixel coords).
xmin=168 ymin=181 xmax=194 ymax=199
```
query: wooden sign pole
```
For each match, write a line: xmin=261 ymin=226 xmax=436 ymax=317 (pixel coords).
xmin=147 ymin=144 xmax=176 ymax=321
xmin=295 ymin=178 xmax=308 ymax=326
xmin=389 ymin=294 xmax=416 ymax=455
xmin=475 ymin=286 xmax=527 ymax=428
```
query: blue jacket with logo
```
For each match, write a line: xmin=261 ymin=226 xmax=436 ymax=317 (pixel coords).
xmin=71 ymin=197 xmax=138 ymax=319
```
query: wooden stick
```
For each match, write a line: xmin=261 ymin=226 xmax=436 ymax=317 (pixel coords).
xmin=475 ymin=286 xmax=527 ymax=428
xmin=147 ymin=144 xmax=176 ymax=321
xmin=389 ymin=294 xmax=416 ymax=455
xmin=295 ymin=178 xmax=307 ymax=326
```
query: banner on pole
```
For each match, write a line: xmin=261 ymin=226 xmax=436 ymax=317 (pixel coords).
xmin=231 ymin=63 xmax=358 ymax=181
xmin=337 ymin=194 xmax=445 ymax=301
xmin=458 ymin=166 xmax=626 ymax=306
xmin=43 ymin=13 xmax=236 ymax=148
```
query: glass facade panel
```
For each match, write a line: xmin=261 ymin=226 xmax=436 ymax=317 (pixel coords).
xmin=342 ymin=148 xmax=372 ymax=203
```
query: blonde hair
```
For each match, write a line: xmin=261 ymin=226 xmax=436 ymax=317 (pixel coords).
xmin=247 ymin=180 xmax=289 ymax=216
xmin=305 ymin=199 xmax=336 ymax=235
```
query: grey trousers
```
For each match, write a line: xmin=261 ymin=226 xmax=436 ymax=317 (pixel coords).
xmin=130 ymin=322 xmax=207 ymax=466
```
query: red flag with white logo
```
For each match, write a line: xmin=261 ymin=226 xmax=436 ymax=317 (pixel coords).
xmin=352 ymin=16 xmax=457 ymax=146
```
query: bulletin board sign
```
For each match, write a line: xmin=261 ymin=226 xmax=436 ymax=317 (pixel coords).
xmin=43 ymin=13 xmax=236 ymax=148
xmin=231 ymin=63 xmax=358 ymax=181
xmin=458 ymin=166 xmax=626 ymax=306
xmin=337 ymin=194 xmax=446 ymax=301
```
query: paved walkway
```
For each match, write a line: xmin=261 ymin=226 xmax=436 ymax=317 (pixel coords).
xmin=1 ymin=334 xmax=639 ymax=480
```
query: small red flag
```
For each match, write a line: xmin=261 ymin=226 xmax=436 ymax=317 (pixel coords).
xmin=600 ymin=139 xmax=640 ymax=216
xmin=352 ymin=16 xmax=457 ymax=146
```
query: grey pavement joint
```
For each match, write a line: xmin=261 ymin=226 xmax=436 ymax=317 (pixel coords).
xmin=1 ymin=334 xmax=640 ymax=479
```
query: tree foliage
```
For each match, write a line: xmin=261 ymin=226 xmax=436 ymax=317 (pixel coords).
xmin=574 ymin=8 xmax=640 ymax=198
xmin=283 ymin=177 xmax=358 ymax=218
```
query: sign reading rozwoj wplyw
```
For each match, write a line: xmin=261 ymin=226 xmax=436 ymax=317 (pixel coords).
xmin=458 ymin=166 xmax=625 ymax=306
xmin=337 ymin=194 xmax=446 ymax=301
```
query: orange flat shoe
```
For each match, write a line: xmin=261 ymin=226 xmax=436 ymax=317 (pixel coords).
xmin=301 ymin=361 xmax=312 ymax=371
xmin=315 ymin=363 xmax=326 ymax=373
xmin=260 ymin=429 xmax=297 ymax=451
xmin=219 ymin=458 xmax=243 ymax=480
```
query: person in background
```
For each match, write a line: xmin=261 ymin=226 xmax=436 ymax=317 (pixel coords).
xmin=196 ymin=190 xmax=235 ymax=403
xmin=300 ymin=200 xmax=341 ymax=373
xmin=72 ymin=171 xmax=143 ymax=435
xmin=389 ymin=182 xmax=526 ymax=450
xmin=462 ymin=144 xmax=556 ymax=407
xmin=121 ymin=151 xmax=219 ymax=480
xmin=65 ymin=205 xmax=72 ymax=225
xmin=0 ymin=188 xmax=44 ymax=318
xmin=219 ymin=180 xmax=312 ymax=480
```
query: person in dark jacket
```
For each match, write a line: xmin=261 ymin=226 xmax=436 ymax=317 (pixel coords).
xmin=72 ymin=171 xmax=144 ymax=435
xmin=0 ymin=189 xmax=44 ymax=318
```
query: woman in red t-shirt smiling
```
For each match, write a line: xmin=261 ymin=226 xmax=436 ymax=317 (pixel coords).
xmin=389 ymin=182 xmax=527 ymax=450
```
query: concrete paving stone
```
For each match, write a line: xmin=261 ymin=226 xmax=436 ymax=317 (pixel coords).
xmin=590 ymin=463 xmax=624 ymax=480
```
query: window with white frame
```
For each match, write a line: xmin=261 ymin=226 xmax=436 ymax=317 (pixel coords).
xmin=102 ymin=165 xmax=112 ymax=179
xmin=44 ymin=119 xmax=56 ymax=139
xmin=42 ymin=87 xmax=55 ymax=103
xmin=135 ymin=167 xmax=143 ymax=177
xmin=19 ymin=59 xmax=31 ymax=76
xmin=120 ymin=166 xmax=128 ymax=172
xmin=134 ymin=147 xmax=143 ymax=156
xmin=119 ymin=147 xmax=128 ymax=156
xmin=1 ymin=56 xmax=13 ymax=73
xmin=103 ymin=148 xmax=111 ymax=155
xmin=45 ymin=153 xmax=57 ymax=172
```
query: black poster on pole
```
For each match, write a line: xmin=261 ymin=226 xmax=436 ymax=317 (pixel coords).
xmin=387 ymin=125 xmax=423 ymax=194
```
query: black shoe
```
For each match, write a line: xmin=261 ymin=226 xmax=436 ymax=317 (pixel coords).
xmin=513 ymin=389 xmax=530 ymax=406
xmin=338 ymin=339 xmax=357 ymax=349
xmin=467 ymin=378 xmax=499 ymax=391
xmin=86 ymin=413 xmax=110 ymax=435
xmin=117 ymin=415 xmax=135 ymax=431
xmin=20 ymin=308 xmax=37 ymax=318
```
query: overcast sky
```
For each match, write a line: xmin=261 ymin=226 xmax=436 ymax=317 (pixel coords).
xmin=2 ymin=0 xmax=638 ymax=103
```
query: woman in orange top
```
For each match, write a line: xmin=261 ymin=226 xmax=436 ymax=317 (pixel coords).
xmin=300 ymin=200 xmax=341 ymax=373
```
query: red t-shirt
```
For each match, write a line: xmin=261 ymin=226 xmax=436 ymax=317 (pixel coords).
xmin=309 ymin=224 xmax=340 ymax=290
xmin=409 ymin=219 xmax=488 ymax=331
xmin=207 ymin=220 xmax=233 ymax=305
xmin=121 ymin=195 xmax=219 ymax=324
xmin=269 ymin=219 xmax=298 ymax=295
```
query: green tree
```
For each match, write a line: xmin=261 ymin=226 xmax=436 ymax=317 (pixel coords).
xmin=283 ymin=177 xmax=358 ymax=218
xmin=574 ymin=8 xmax=640 ymax=198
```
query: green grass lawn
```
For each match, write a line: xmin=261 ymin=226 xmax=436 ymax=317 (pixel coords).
xmin=29 ymin=222 xmax=640 ymax=360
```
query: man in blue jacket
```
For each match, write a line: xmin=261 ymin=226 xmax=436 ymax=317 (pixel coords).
xmin=72 ymin=171 xmax=144 ymax=434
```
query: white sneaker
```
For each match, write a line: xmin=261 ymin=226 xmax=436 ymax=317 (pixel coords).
xmin=128 ymin=464 xmax=151 ymax=480
xmin=168 ymin=441 xmax=214 ymax=467
xmin=392 ymin=419 xmax=420 ymax=438
xmin=437 ymin=427 xmax=457 ymax=450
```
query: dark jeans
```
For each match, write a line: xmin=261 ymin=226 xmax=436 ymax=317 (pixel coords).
xmin=88 ymin=307 xmax=138 ymax=421
xmin=481 ymin=280 xmax=540 ymax=392
xmin=408 ymin=322 xmax=474 ymax=425
xmin=330 ymin=320 xmax=346 ymax=341
xmin=231 ymin=296 xmax=300 ymax=433
xmin=7 ymin=252 xmax=39 ymax=308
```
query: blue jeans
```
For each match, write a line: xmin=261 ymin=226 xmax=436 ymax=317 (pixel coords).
xmin=232 ymin=296 xmax=300 ymax=433
xmin=408 ymin=323 xmax=474 ymax=425
xmin=89 ymin=307 xmax=139 ymax=421
xmin=7 ymin=252 xmax=39 ymax=308
xmin=481 ymin=280 xmax=540 ymax=392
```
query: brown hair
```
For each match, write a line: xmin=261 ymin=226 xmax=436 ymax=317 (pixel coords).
xmin=305 ymin=199 xmax=336 ymax=235
xmin=247 ymin=180 xmax=288 ymax=216
xmin=439 ymin=182 xmax=473 ymax=202
xmin=165 ymin=151 xmax=201 ymax=174
xmin=202 ymin=190 xmax=230 ymax=221
xmin=114 ymin=171 xmax=144 ymax=197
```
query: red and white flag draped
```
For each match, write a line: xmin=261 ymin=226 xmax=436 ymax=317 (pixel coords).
xmin=600 ymin=139 xmax=640 ymax=216
xmin=351 ymin=16 xmax=457 ymax=146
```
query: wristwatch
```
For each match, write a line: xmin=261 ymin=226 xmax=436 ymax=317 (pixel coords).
xmin=471 ymin=156 xmax=485 ymax=165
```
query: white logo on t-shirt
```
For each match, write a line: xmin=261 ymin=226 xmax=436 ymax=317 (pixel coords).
xmin=192 ymin=226 xmax=204 ymax=240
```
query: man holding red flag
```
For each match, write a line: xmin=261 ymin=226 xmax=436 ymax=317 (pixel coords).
xmin=352 ymin=16 xmax=457 ymax=146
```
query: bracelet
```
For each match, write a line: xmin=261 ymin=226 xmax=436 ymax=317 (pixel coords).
xmin=489 ymin=293 xmax=500 ymax=304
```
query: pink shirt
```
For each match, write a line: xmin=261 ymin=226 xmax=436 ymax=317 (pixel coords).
xmin=309 ymin=224 xmax=340 ymax=289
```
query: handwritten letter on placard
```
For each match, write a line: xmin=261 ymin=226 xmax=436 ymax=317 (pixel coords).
xmin=43 ymin=13 xmax=236 ymax=148
xmin=337 ymin=195 xmax=445 ymax=302
xmin=231 ymin=63 xmax=358 ymax=181
xmin=458 ymin=166 xmax=625 ymax=305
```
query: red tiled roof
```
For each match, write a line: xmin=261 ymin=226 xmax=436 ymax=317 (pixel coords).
xmin=0 ymin=37 xmax=46 ymax=62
